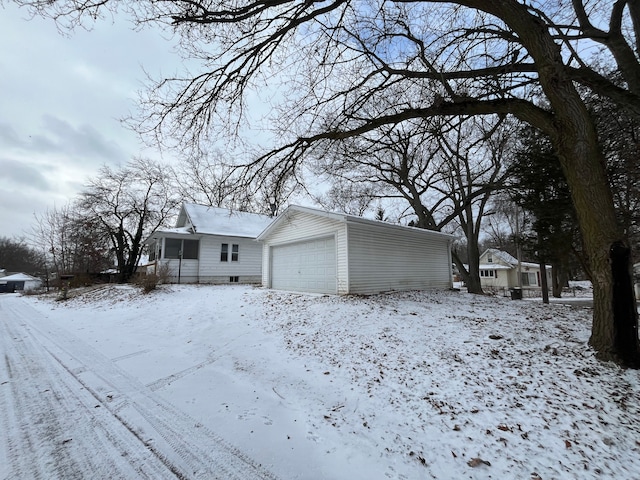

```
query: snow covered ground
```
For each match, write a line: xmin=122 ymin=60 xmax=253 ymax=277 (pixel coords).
xmin=1 ymin=284 xmax=639 ymax=479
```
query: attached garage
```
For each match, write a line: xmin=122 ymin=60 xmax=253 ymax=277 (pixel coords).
xmin=271 ymin=236 xmax=337 ymax=293
xmin=258 ymin=205 xmax=453 ymax=295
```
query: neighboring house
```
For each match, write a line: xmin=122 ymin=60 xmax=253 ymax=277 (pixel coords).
xmin=0 ymin=273 xmax=43 ymax=292
xmin=257 ymin=205 xmax=454 ymax=295
xmin=145 ymin=203 xmax=273 ymax=284
xmin=477 ymin=248 xmax=551 ymax=290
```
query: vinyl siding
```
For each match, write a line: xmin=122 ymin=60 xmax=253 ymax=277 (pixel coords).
xmin=199 ymin=236 xmax=263 ymax=281
xmin=156 ymin=235 xmax=262 ymax=284
xmin=479 ymin=270 xmax=511 ymax=289
xmin=260 ymin=211 xmax=348 ymax=292
xmin=159 ymin=259 xmax=199 ymax=283
xmin=346 ymin=223 xmax=452 ymax=295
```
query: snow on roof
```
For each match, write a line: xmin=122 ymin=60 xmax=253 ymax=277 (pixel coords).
xmin=181 ymin=203 xmax=273 ymax=238
xmin=483 ymin=249 xmax=547 ymax=270
xmin=485 ymin=248 xmax=518 ymax=265
xmin=258 ymin=204 xmax=454 ymax=241
xmin=478 ymin=264 xmax=512 ymax=270
xmin=0 ymin=273 xmax=40 ymax=282
xmin=147 ymin=204 xmax=274 ymax=243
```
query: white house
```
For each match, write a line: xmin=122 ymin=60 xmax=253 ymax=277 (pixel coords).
xmin=145 ymin=203 xmax=273 ymax=284
xmin=478 ymin=248 xmax=551 ymax=290
xmin=257 ymin=205 xmax=454 ymax=295
xmin=0 ymin=273 xmax=43 ymax=292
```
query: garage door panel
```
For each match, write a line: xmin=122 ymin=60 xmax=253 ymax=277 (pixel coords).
xmin=271 ymin=237 xmax=336 ymax=294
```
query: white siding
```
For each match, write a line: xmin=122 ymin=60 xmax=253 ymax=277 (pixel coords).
xmin=160 ymin=259 xmax=199 ymax=283
xmin=479 ymin=270 xmax=511 ymax=289
xmin=157 ymin=235 xmax=262 ymax=284
xmin=198 ymin=236 xmax=263 ymax=283
xmin=346 ymin=223 xmax=452 ymax=294
xmin=261 ymin=211 xmax=348 ymax=293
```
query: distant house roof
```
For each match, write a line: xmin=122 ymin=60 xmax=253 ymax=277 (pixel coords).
xmin=147 ymin=203 xmax=274 ymax=241
xmin=485 ymin=248 xmax=519 ymax=264
xmin=483 ymin=248 xmax=541 ymax=269
xmin=0 ymin=273 xmax=40 ymax=282
xmin=478 ymin=264 xmax=512 ymax=270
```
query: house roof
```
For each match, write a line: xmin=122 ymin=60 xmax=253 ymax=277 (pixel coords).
xmin=0 ymin=273 xmax=41 ymax=282
xmin=485 ymin=248 xmax=518 ymax=265
xmin=257 ymin=204 xmax=455 ymax=241
xmin=482 ymin=248 xmax=544 ymax=269
xmin=148 ymin=203 xmax=274 ymax=241
xmin=478 ymin=264 xmax=512 ymax=270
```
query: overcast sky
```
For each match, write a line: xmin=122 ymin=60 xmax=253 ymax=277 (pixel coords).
xmin=0 ymin=3 xmax=184 ymax=239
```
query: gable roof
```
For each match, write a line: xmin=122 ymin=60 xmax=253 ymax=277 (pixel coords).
xmin=178 ymin=203 xmax=273 ymax=237
xmin=257 ymin=204 xmax=454 ymax=241
xmin=484 ymin=248 xmax=519 ymax=265
xmin=481 ymin=248 xmax=541 ymax=269
xmin=0 ymin=273 xmax=41 ymax=282
xmin=148 ymin=203 xmax=274 ymax=241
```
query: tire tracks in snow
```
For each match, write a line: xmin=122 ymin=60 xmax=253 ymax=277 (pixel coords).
xmin=0 ymin=300 xmax=177 ymax=479
xmin=0 ymin=296 xmax=279 ymax=480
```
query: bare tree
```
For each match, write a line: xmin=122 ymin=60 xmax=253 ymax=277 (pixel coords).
xmin=315 ymin=115 xmax=509 ymax=293
xmin=15 ymin=0 xmax=640 ymax=365
xmin=78 ymin=158 xmax=180 ymax=282
xmin=31 ymin=203 xmax=77 ymax=278
xmin=0 ymin=237 xmax=46 ymax=275
xmin=174 ymin=150 xmax=255 ymax=210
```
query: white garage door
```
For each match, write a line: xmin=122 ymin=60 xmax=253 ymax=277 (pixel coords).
xmin=271 ymin=236 xmax=336 ymax=294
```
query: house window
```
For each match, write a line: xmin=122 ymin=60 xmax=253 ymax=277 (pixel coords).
xmin=165 ymin=238 xmax=199 ymax=259
xmin=182 ymin=240 xmax=199 ymax=259
xmin=480 ymin=270 xmax=495 ymax=277
xmin=148 ymin=241 xmax=157 ymax=261
xmin=229 ymin=276 xmax=239 ymax=283
xmin=221 ymin=243 xmax=239 ymax=262
xmin=521 ymin=272 xmax=537 ymax=286
xmin=487 ymin=255 xmax=493 ymax=263
xmin=165 ymin=239 xmax=182 ymax=259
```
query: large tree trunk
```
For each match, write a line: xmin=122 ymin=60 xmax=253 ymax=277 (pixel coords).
xmin=464 ymin=232 xmax=483 ymax=294
xmin=555 ymin=116 xmax=640 ymax=366
xmin=551 ymin=262 xmax=569 ymax=298
xmin=550 ymin=111 xmax=639 ymax=365
xmin=486 ymin=0 xmax=640 ymax=366
xmin=539 ymin=261 xmax=549 ymax=304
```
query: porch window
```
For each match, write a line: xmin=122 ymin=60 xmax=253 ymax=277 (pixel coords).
xmin=165 ymin=238 xmax=199 ymax=259
xmin=165 ymin=239 xmax=182 ymax=259
xmin=182 ymin=240 xmax=199 ymax=259
xmin=148 ymin=241 xmax=157 ymax=261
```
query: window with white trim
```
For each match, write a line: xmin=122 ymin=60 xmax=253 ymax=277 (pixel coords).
xmin=221 ymin=243 xmax=239 ymax=262
xmin=480 ymin=269 xmax=495 ymax=277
